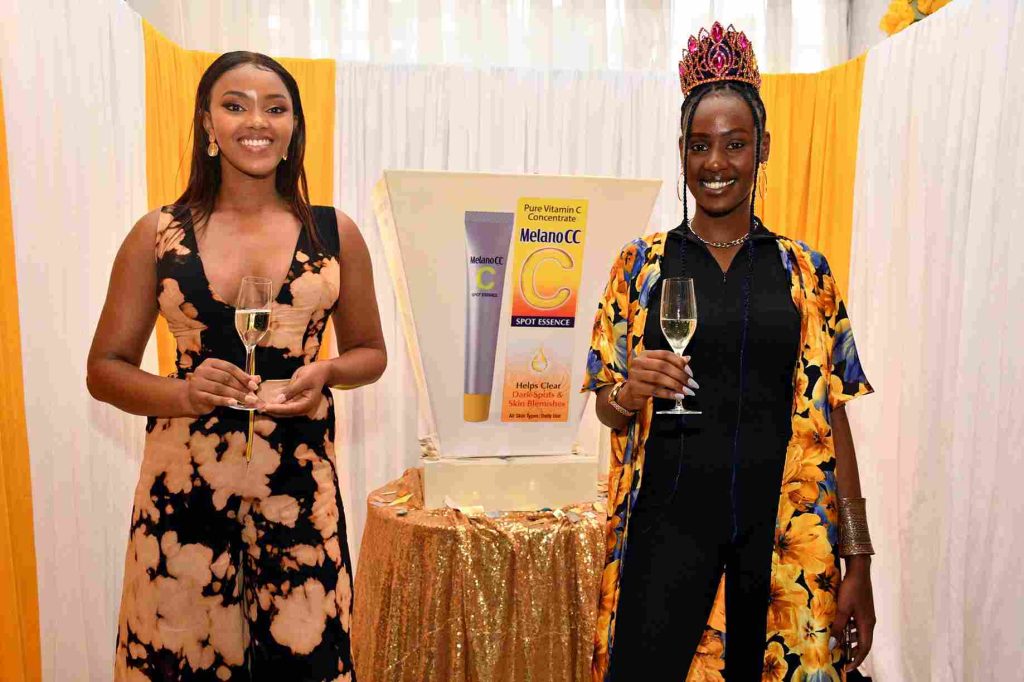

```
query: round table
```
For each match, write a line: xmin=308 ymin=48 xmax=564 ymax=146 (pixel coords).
xmin=352 ymin=467 xmax=606 ymax=682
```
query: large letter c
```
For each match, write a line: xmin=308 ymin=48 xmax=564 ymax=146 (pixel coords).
xmin=476 ymin=265 xmax=496 ymax=290
xmin=520 ymin=247 xmax=573 ymax=310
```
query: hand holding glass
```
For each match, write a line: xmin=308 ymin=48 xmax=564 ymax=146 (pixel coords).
xmin=658 ymin=277 xmax=701 ymax=415
xmin=232 ymin=276 xmax=272 ymax=411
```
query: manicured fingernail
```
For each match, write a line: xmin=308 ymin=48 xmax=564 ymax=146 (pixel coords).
xmin=687 ymin=378 xmax=699 ymax=389
xmin=229 ymin=399 xmax=239 ymax=406
xmin=676 ymin=387 xmax=695 ymax=397
xmin=683 ymin=356 xmax=691 ymax=362
xmin=684 ymin=364 xmax=693 ymax=377
xmin=275 ymin=394 xmax=286 ymax=403
xmin=673 ymin=393 xmax=686 ymax=400
xmin=248 ymin=381 xmax=258 ymax=390
xmin=828 ymin=636 xmax=838 ymax=651
xmin=246 ymin=393 xmax=258 ymax=402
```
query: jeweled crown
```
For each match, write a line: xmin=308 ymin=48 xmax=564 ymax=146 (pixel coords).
xmin=678 ymin=22 xmax=761 ymax=96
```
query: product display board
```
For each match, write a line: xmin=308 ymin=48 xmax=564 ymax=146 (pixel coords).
xmin=374 ymin=170 xmax=659 ymax=458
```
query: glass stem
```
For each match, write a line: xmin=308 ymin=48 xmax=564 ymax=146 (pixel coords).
xmin=245 ymin=347 xmax=254 ymax=375
xmin=675 ymin=350 xmax=686 ymax=411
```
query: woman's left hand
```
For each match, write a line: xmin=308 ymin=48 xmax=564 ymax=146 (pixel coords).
xmin=831 ymin=556 xmax=876 ymax=671
xmin=259 ymin=363 xmax=329 ymax=417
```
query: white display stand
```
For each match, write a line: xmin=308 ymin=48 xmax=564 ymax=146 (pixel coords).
xmin=373 ymin=170 xmax=659 ymax=510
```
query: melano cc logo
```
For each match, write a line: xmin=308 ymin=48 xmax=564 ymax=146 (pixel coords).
xmin=519 ymin=247 xmax=573 ymax=310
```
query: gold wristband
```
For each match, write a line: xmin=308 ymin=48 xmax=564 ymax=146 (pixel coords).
xmin=607 ymin=381 xmax=637 ymax=417
xmin=838 ymin=497 xmax=875 ymax=556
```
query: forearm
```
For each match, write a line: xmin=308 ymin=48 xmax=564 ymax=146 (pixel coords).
xmin=316 ymin=346 xmax=387 ymax=390
xmin=87 ymin=357 xmax=192 ymax=418
xmin=833 ymin=404 xmax=863 ymax=500
xmin=833 ymin=404 xmax=871 ymax=571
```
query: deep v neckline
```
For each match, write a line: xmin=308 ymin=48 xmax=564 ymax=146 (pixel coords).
xmin=185 ymin=212 xmax=304 ymax=309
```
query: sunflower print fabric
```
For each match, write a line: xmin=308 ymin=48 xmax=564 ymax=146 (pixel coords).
xmin=115 ymin=205 xmax=356 ymax=681
xmin=583 ymin=232 xmax=872 ymax=682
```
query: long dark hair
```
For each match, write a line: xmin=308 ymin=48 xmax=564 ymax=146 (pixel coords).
xmin=175 ymin=51 xmax=317 ymax=247
xmin=678 ymin=79 xmax=768 ymax=543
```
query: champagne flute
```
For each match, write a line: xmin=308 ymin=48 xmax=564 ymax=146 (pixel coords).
xmin=232 ymin=276 xmax=272 ymax=411
xmin=658 ymin=277 xmax=701 ymax=415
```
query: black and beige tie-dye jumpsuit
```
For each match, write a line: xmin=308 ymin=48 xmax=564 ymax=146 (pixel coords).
xmin=115 ymin=205 xmax=355 ymax=681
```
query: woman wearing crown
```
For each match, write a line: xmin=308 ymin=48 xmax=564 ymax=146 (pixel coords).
xmin=583 ymin=23 xmax=877 ymax=681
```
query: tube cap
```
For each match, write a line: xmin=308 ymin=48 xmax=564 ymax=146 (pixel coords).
xmin=463 ymin=393 xmax=491 ymax=422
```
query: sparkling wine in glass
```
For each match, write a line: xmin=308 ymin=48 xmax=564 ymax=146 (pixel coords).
xmin=658 ymin=277 xmax=701 ymax=415
xmin=232 ymin=276 xmax=272 ymax=411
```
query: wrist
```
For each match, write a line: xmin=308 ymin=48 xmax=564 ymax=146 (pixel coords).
xmin=617 ymin=381 xmax=645 ymax=412
xmin=177 ymin=377 xmax=197 ymax=417
xmin=311 ymin=359 xmax=335 ymax=387
xmin=844 ymin=554 xmax=872 ymax=575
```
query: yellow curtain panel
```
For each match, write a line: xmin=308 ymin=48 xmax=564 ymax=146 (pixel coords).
xmin=0 ymin=76 xmax=42 ymax=682
xmin=758 ymin=55 xmax=866 ymax=295
xmin=143 ymin=22 xmax=337 ymax=376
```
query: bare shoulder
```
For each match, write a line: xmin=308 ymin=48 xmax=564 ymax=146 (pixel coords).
xmin=120 ymin=208 xmax=164 ymax=258
xmin=333 ymin=208 xmax=369 ymax=255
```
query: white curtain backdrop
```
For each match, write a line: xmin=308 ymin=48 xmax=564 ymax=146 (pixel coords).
xmin=0 ymin=0 xmax=152 ymax=680
xmin=128 ymin=0 xmax=849 ymax=73
xmin=849 ymin=0 xmax=1024 ymax=678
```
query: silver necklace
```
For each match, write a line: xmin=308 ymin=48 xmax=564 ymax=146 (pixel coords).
xmin=689 ymin=225 xmax=750 ymax=249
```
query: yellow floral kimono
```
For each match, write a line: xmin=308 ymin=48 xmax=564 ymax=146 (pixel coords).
xmin=583 ymin=232 xmax=872 ymax=681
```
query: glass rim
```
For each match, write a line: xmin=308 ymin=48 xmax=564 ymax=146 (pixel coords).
xmin=240 ymin=276 xmax=273 ymax=284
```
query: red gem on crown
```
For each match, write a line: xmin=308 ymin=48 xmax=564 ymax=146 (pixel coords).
xmin=678 ymin=21 xmax=761 ymax=96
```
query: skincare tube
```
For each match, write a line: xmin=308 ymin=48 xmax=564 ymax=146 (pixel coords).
xmin=464 ymin=211 xmax=515 ymax=421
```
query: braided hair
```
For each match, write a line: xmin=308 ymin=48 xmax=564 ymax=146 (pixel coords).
xmin=678 ymin=80 xmax=767 ymax=543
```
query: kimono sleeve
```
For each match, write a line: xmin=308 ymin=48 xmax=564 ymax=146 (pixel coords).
xmin=823 ymin=258 xmax=873 ymax=409
xmin=581 ymin=244 xmax=635 ymax=393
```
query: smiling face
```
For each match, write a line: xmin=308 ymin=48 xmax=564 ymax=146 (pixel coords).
xmin=681 ymin=90 xmax=770 ymax=219
xmin=202 ymin=63 xmax=295 ymax=179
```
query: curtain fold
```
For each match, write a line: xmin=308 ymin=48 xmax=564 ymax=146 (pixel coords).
xmin=0 ymin=1 xmax=151 ymax=678
xmin=127 ymin=0 xmax=850 ymax=72
xmin=758 ymin=55 xmax=866 ymax=294
xmin=0 ymin=73 xmax=42 ymax=682
xmin=143 ymin=22 xmax=336 ymax=376
xmin=848 ymin=0 xmax=1024 ymax=677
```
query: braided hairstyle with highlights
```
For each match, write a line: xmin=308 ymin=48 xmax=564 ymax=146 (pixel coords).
xmin=677 ymin=79 xmax=767 ymax=543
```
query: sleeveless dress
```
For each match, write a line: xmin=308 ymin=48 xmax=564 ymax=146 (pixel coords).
xmin=115 ymin=205 xmax=356 ymax=681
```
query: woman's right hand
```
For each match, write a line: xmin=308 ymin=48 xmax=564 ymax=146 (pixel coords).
xmin=618 ymin=350 xmax=698 ymax=411
xmin=182 ymin=358 xmax=261 ymax=415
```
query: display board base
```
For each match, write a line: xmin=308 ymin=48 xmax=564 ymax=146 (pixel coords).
xmin=423 ymin=455 xmax=598 ymax=511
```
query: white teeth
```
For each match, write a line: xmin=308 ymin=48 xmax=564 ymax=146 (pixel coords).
xmin=240 ymin=139 xmax=271 ymax=148
xmin=701 ymin=179 xmax=735 ymax=190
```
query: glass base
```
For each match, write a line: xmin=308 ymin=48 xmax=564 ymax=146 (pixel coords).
xmin=227 ymin=403 xmax=257 ymax=412
xmin=656 ymin=407 xmax=702 ymax=415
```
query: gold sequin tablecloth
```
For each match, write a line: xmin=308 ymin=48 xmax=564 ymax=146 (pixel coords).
xmin=352 ymin=468 xmax=605 ymax=682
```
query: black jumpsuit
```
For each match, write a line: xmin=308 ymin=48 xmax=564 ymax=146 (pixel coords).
xmin=610 ymin=223 xmax=801 ymax=681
